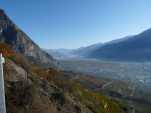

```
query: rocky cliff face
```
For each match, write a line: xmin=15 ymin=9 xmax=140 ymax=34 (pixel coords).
xmin=4 ymin=59 xmax=87 ymax=113
xmin=4 ymin=58 xmax=124 ymax=113
xmin=0 ymin=9 xmax=57 ymax=67
xmin=0 ymin=9 xmax=127 ymax=113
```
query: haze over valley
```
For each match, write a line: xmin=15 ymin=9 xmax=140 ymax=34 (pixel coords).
xmin=46 ymin=28 xmax=151 ymax=113
xmin=1 ymin=1 xmax=151 ymax=113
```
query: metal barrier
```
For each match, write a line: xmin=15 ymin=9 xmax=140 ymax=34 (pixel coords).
xmin=0 ymin=53 xmax=6 ymax=113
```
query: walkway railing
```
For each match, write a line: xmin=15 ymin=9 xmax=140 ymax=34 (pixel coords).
xmin=0 ymin=53 xmax=6 ymax=113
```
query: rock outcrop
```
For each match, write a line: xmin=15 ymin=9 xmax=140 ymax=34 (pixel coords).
xmin=0 ymin=9 xmax=57 ymax=67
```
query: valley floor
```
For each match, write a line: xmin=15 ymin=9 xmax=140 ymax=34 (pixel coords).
xmin=58 ymin=58 xmax=151 ymax=113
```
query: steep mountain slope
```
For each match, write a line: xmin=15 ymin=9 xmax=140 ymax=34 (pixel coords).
xmin=0 ymin=9 xmax=57 ymax=67
xmin=87 ymin=29 xmax=151 ymax=61
xmin=55 ymin=30 xmax=151 ymax=61
xmin=73 ymin=42 xmax=103 ymax=56
xmin=0 ymin=9 xmax=127 ymax=113
xmin=1 ymin=43 xmax=126 ymax=113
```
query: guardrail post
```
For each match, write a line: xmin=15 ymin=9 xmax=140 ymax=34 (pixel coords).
xmin=0 ymin=53 xmax=6 ymax=113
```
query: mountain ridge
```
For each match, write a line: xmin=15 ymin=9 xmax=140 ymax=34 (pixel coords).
xmin=0 ymin=9 xmax=57 ymax=67
xmin=46 ymin=28 xmax=151 ymax=62
xmin=87 ymin=28 xmax=151 ymax=61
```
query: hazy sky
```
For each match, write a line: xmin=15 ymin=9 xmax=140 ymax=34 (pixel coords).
xmin=1 ymin=0 xmax=151 ymax=49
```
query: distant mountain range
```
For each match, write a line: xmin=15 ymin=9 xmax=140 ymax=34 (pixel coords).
xmin=45 ymin=49 xmax=77 ymax=60
xmin=1 ymin=8 xmax=151 ymax=113
xmin=87 ymin=29 xmax=151 ymax=61
xmin=1 ymin=8 xmax=151 ymax=62
xmin=72 ymin=42 xmax=103 ymax=56
xmin=45 ymin=43 xmax=103 ymax=60
xmin=0 ymin=9 xmax=130 ymax=113
xmin=46 ymin=29 xmax=151 ymax=61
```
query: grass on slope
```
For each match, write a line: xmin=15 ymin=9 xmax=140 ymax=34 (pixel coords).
xmin=1 ymin=43 xmax=125 ymax=113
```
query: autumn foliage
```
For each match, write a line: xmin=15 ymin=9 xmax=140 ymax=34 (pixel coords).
xmin=0 ymin=43 xmax=14 ymax=57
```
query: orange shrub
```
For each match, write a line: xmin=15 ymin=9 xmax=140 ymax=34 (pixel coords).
xmin=0 ymin=43 xmax=15 ymax=57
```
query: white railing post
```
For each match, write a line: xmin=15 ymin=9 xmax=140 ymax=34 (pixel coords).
xmin=0 ymin=53 xmax=6 ymax=113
